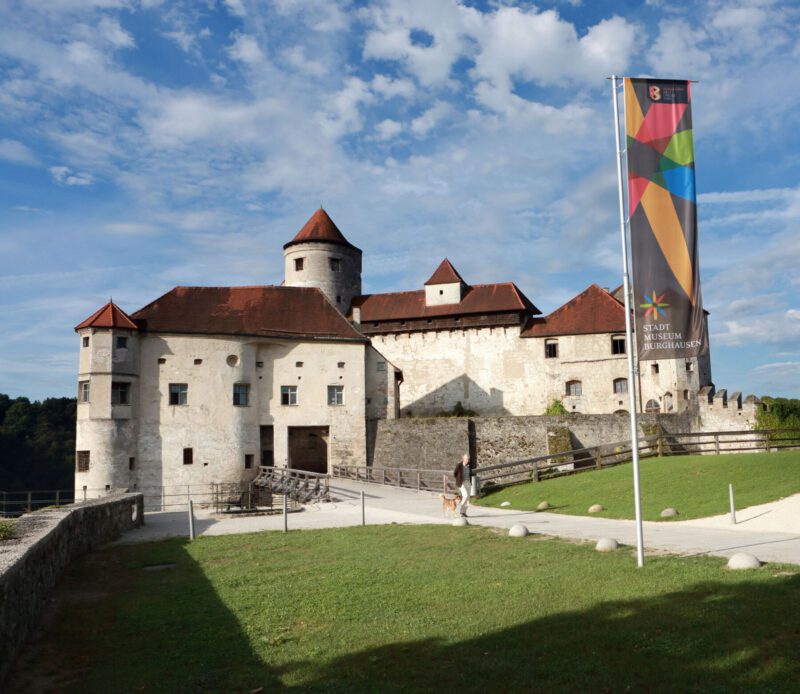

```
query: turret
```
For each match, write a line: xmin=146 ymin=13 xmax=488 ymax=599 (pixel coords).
xmin=283 ymin=208 xmax=362 ymax=313
xmin=74 ymin=301 xmax=140 ymax=498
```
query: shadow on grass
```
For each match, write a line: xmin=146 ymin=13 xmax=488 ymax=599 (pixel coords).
xmin=5 ymin=539 xmax=799 ymax=693
xmin=307 ymin=573 xmax=800 ymax=692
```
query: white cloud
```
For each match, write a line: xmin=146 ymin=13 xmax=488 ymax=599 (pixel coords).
xmin=49 ymin=166 xmax=94 ymax=186
xmin=0 ymin=139 xmax=39 ymax=166
xmin=371 ymin=74 xmax=416 ymax=99
xmin=224 ymin=0 xmax=247 ymax=18
xmin=103 ymin=222 xmax=160 ymax=236
xmin=699 ymin=188 xmax=796 ymax=204
xmin=375 ymin=118 xmax=403 ymax=140
xmin=647 ymin=19 xmax=711 ymax=77
xmin=410 ymin=101 xmax=450 ymax=137
xmin=282 ymin=46 xmax=327 ymax=77
xmin=98 ymin=17 xmax=135 ymax=49
xmin=226 ymin=33 xmax=264 ymax=64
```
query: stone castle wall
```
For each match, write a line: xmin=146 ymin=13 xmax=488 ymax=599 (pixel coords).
xmin=0 ymin=493 xmax=144 ymax=682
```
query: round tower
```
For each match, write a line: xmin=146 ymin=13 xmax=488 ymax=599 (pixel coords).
xmin=74 ymin=301 xmax=140 ymax=499
xmin=283 ymin=208 xmax=362 ymax=313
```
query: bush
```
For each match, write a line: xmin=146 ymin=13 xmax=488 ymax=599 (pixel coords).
xmin=544 ymin=400 xmax=569 ymax=416
xmin=0 ymin=520 xmax=14 ymax=541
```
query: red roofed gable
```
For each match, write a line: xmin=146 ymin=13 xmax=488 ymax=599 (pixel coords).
xmin=131 ymin=286 xmax=365 ymax=341
xmin=521 ymin=284 xmax=626 ymax=338
xmin=284 ymin=208 xmax=360 ymax=251
xmin=75 ymin=301 xmax=138 ymax=331
xmin=424 ymin=259 xmax=466 ymax=286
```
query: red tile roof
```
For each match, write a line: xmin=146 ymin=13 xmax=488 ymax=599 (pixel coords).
xmin=131 ymin=286 xmax=365 ymax=340
xmin=75 ymin=301 xmax=138 ymax=331
xmin=354 ymin=283 xmax=540 ymax=322
xmin=521 ymin=284 xmax=626 ymax=337
xmin=424 ymin=258 xmax=466 ymax=286
xmin=284 ymin=208 xmax=361 ymax=251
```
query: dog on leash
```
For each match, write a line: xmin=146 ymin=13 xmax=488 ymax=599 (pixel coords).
xmin=440 ymin=494 xmax=459 ymax=516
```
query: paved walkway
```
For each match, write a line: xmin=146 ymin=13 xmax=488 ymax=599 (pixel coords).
xmin=116 ymin=480 xmax=800 ymax=565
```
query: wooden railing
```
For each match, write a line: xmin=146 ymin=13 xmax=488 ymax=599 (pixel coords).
xmin=331 ymin=465 xmax=456 ymax=494
xmin=252 ymin=466 xmax=330 ymax=503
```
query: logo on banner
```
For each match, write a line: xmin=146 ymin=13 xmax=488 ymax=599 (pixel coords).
xmin=648 ymin=85 xmax=662 ymax=102
xmin=640 ymin=290 xmax=669 ymax=320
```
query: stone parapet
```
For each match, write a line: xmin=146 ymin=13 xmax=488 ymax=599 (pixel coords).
xmin=0 ymin=493 xmax=144 ymax=682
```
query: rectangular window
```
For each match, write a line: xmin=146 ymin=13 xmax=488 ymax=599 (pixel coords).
xmin=683 ymin=389 xmax=689 ymax=400
xmin=280 ymin=385 xmax=297 ymax=406
xmin=169 ymin=383 xmax=188 ymax=406
xmin=328 ymin=385 xmax=344 ymax=406
xmin=652 ymin=363 xmax=660 ymax=375
xmin=183 ymin=448 xmax=193 ymax=465
xmin=685 ymin=361 xmax=694 ymax=372
xmin=566 ymin=381 xmax=582 ymax=397
xmin=79 ymin=380 xmax=90 ymax=403
xmin=337 ymin=361 xmax=345 ymax=369
xmin=245 ymin=454 xmax=254 ymax=469
xmin=116 ymin=336 xmax=128 ymax=349
xmin=233 ymin=383 xmax=250 ymax=407
xmin=81 ymin=335 xmax=89 ymax=348
xmin=330 ymin=258 xmax=341 ymax=271
xmin=77 ymin=450 xmax=90 ymax=472
xmin=294 ymin=257 xmax=304 ymax=271
xmin=545 ymin=340 xmax=558 ymax=359
xmin=377 ymin=361 xmax=386 ymax=372
xmin=111 ymin=381 xmax=131 ymax=405
xmin=129 ymin=457 xmax=135 ymax=470
xmin=613 ymin=378 xmax=628 ymax=394
xmin=611 ymin=335 xmax=626 ymax=355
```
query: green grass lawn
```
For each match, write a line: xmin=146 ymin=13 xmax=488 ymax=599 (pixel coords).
xmin=477 ymin=450 xmax=800 ymax=521
xmin=7 ymin=526 xmax=800 ymax=693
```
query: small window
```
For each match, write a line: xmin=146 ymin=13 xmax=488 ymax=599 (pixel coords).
xmin=566 ymin=380 xmax=582 ymax=397
xmin=77 ymin=450 xmax=90 ymax=472
xmin=328 ymin=385 xmax=344 ymax=406
xmin=256 ymin=361 xmax=264 ymax=368
xmin=111 ymin=381 xmax=130 ymax=405
xmin=651 ymin=363 xmax=660 ymax=375
xmin=377 ymin=361 xmax=386 ymax=372
xmin=295 ymin=257 xmax=304 ymax=271
xmin=116 ymin=336 xmax=128 ymax=349
xmin=79 ymin=380 xmax=90 ymax=403
xmin=245 ymin=454 xmax=254 ymax=469
xmin=439 ymin=289 xmax=444 ymax=295
xmin=296 ymin=361 xmax=304 ymax=368
xmin=233 ymin=383 xmax=250 ymax=407
xmin=683 ymin=389 xmax=689 ymax=400
xmin=183 ymin=448 xmax=193 ymax=465
xmin=281 ymin=385 xmax=297 ymax=406
xmin=613 ymin=378 xmax=628 ymax=394
xmin=169 ymin=383 xmax=188 ymax=406
xmin=82 ymin=335 xmax=90 ymax=348
xmin=545 ymin=340 xmax=558 ymax=359
xmin=129 ymin=457 xmax=135 ymax=471
xmin=685 ymin=361 xmax=694 ymax=372
xmin=337 ymin=361 xmax=345 ymax=369
xmin=330 ymin=258 xmax=341 ymax=271
xmin=611 ymin=335 xmax=626 ymax=355
xmin=158 ymin=357 xmax=166 ymax=364
xmin=194 ymin=358 xmax=203 ymax=365
xmin=336 ymin=295 xmax=341 ymax=303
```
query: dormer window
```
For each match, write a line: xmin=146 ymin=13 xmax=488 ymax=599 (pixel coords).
xmin=295 ymin=258 xmax=304 ymax=271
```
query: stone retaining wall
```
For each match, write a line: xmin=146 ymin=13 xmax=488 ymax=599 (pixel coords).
xmin=0 ymin=493 xmax=144 ymax=682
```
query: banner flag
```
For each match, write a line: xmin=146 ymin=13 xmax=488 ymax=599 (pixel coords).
xmin=624 ymin=78 xmax=708 ymax=361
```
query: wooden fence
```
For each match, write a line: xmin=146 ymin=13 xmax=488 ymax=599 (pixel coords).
xmin=331 ymin=464 xmax=456 ymax=494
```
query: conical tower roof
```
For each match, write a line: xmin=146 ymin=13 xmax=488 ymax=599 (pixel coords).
xmin=75 ymin=301 xmax=138 ymax=331
xmin=284 ymin=208 xmax=361 ymax=251
xmin=424 ymin=258 xmax=466 ymax=286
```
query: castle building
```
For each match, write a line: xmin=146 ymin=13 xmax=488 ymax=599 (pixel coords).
xmin=74 ymin=208 xmax=711 ymax=496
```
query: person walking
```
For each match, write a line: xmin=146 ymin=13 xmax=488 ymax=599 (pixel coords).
xmin=453 ymin=453 xmax=471 ymax=517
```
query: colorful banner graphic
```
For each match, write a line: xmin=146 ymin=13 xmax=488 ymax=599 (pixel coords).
xmin=624 ymin=77 xmax=708 ymax=361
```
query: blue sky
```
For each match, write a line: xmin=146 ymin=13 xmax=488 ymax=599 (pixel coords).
xmin=1 ymin=0 xmax=799 ymax=402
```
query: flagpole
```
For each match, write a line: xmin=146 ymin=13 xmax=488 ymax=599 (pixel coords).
xmin=611 ymin=75 xmax=645 ymax=568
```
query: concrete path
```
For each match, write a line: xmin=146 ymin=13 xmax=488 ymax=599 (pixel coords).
xmin=116 ymin=480 xmax=800 ymax=566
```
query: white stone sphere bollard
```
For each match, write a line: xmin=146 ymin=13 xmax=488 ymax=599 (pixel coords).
xmin=588 ymin=504 xmax=604 ymax=513
xmin=727 ymin=553 xmax=761 ymax=570
xmin=660 ymin=507 xmax=679 ymax=518
xmin=536 ymin=501 xmax=551 ymax=511
xmin=595 ymin=538 xmax=619 ymax=552
xmin=500 ymin=501 xmax=511 ymax=507
xmin=508 ymin=523 xmax=529 ymax=537
xmin=452 ymin=517 xmax=469 ymax=527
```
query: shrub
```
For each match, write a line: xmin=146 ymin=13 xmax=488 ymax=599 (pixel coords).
xmin=0 ymin=520 xmax=14 ymax=541
xmin=544 ymin=400 xmax=569 ymax=416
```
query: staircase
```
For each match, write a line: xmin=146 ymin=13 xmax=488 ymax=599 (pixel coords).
xmin=252 ymin=466 xmax=330 ymax=503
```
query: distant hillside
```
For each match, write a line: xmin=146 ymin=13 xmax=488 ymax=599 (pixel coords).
xmin=0 ymin=394 xmax=76 ymax=491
